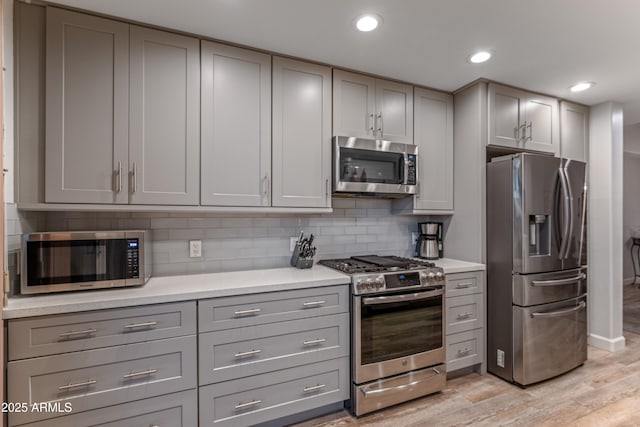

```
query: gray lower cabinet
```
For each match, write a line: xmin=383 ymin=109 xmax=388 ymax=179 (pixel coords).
xmin=17 ymin=389 xmax=197 ymax=427
xmin=445 ymin=270 xmax=486 ymax=374
xmin=199 ymin=358 xmax=349 ymax=427
xmin=198 ymin=284 xmax=350 ymax=426
xmin=8 ymin=336 xmax=197 ymax=426
xmin=8 ymin=301 xmax=196 ymax=360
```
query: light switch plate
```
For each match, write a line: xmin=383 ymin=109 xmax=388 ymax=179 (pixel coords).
xmin=411 ymin=232 xmax=419 ymax=246
xmin=189 ymin=240 xmax=202 ymax=258
xmin=290 ymin=237 xmax=298 ymax=252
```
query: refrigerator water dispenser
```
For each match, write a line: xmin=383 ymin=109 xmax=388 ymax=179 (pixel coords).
xmin=529 ymin=214 xmax=549 ymax=256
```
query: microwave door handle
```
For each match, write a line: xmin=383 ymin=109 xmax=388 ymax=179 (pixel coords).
xmin=403 ymin=155 xmax=409 ymax=185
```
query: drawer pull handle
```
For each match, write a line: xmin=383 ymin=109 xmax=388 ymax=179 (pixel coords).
xmin=456 ymin=282 xmax=474 ymax=289
xmin=303 ymin=383 xmax=326 ymax=393
xmin=234 ymin=349 xmax=261 ymax=358
xmin=58 ymin=379 xmax=97 ymax=390
xmin=123 ymin=368 xmax=158 ymax=379
xmin=123 ymin=321 xmax=158 ymax=329
xmin=303 ymin=300 xmax=326 ymax=307
xmin=458 ymin=348 xmax=472 ymax=356
xmin=234 ymin=308 xmax=261 ymax=316
xmin=59 ymin=328 xmax=97 ymax=338
xmin=457 ymin=312 xmax=473 ymax=319
xmin=303 ymin=338 xmax=326 ymax=346
xmin=235 ymin=399 xmax=261 ymax=410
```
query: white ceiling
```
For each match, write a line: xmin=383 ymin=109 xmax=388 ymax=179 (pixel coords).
xmin=47 ymin=0 xmax=640 ymax=125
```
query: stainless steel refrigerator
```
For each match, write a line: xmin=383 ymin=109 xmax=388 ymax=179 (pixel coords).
xmin=487 ymin=153 xmax=587 ymax=386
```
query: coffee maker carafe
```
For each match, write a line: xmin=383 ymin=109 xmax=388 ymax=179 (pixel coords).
xmin=416 ymin=222 xmax=443 ymax=259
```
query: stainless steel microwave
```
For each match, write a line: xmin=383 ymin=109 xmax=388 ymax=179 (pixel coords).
xmin=333 ymin=136 xmax=417 ymax=197
xmin=21 ymin=230 xmax=151 ymax=295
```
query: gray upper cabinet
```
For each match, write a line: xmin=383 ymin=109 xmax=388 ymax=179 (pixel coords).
xmin=392 ymin=88 xmax=453 ymax=214
xmin=560 ymin=101 xmax=589 ymax=162
xmin=333 ymin=69 xmax=413 ymax=143
xmin=200 ymin=41 xmax=271 ymax=207
xmin=45 ymin=8 xmax=130 ymax=204
xmin=129 ymin=26 xmax=200 ymax=205
xmin=488 ymin=83 xmax=559 ymax=155
xmin=45 ymin=9 xmax=200 ymax=206
xmin=272 ymin=57 xmax=332 ymax=208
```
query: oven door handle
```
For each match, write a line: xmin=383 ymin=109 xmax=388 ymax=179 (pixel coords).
xmin=362 ymin=289 xmax=443 ymax=305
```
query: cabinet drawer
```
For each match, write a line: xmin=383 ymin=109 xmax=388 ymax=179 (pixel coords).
xmin=446 ymin=328 xmax=484 ymax=372
xmin=445 ymin=271 xmax=484 ymax=298
xmin=8 ymin=336 xmax=197 ymax=425
xmin=198 ymin=285 xmax=349 ymax=332
xmin=17 ymin=389 xmax=197 ymax=427
xmin=8 ymin=301 xmax=197 ymax=360
xmin=199 ymin=357 xmax=349 ymax=427
xmin=446 ymin=293 xmax=484 ymax=334
xmin=199 ymin=313 xmax=349 ymax=385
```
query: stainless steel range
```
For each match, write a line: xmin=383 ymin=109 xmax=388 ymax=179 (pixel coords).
xmin=319 ymin=255 xmax=446 ymax=416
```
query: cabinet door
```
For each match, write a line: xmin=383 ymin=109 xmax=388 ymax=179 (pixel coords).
xmin=200 ymin=41 xmax=271 ymax=206
xmin=332 ymin=69 xmax=376 ymax=139
xmin=487 ymin=83 xmax=524 ymax=149
xmin=413 ymin=87 xmax=453 ymax=210
xmin=376 ymin=79 xmax=413 ymax=143
xmin=129 ymin=26 xmax=200 ymax=205
xmin=272 ymin=57 xmax=331 ymax=208
xmin=523 ymin=93 xmax=559 ymax=155
xmin=560 ymin=101 xmax=589 ymax=162
xmin=45 ymin=8 xmax=129 ymax=204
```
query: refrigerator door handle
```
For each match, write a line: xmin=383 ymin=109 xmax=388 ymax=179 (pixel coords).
xmin=563 ymin=165 xmax=575 ymax=259
xmin=531 ymin=273 xmax=586 ymax=287
xmin=530 ymin=301 xmax=586 ymax=319
xmin=558 ymin=167 xmax=571 ymax=259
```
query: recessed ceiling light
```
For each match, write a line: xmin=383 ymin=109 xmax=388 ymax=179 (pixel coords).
xmin=468 ymin=51 xmax=493 ymax=64
xmin=570 ymin=81 xmax=595 ymax=92
xmin=354 ymin=14 xmax=382 ymax=32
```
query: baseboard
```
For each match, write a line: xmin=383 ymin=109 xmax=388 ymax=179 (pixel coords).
xmin=624 ymin=277 xmax=637 ymax=286
xmin=588 ymin=333 xmax=626 ymax=351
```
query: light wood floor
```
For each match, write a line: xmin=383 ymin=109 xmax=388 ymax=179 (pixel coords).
xmin=292 ymin=289 xmax=640 ymax=427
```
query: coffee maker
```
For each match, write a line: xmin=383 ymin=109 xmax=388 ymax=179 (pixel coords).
xmin=416 ymin=222 xmax=443 ymax=259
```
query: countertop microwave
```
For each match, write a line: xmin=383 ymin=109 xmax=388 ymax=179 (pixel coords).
xmin=21 ymin=230 xmax=151 ymax=295
xmin=333 ymin=136 xmax=417 ymax=197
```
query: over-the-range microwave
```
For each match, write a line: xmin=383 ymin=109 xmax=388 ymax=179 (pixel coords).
xmin=21 ymin=230 xmax=151 ymax=295
xmin=333 ymin=136 xmax=417 ymax=197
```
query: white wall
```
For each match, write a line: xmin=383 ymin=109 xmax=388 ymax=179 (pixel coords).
xmin=588 ymin=102 xmax=625 ymax=351
xmin=623 ymin=123 xmax=640 ymax=283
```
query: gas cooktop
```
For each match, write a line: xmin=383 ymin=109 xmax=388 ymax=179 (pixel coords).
xmin=319 ymin=255 xmax=435 ymax=274
xmin=320 ymin=255 xmax=444 ymax=295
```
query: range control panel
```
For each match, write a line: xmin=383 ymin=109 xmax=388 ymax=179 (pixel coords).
xmin=352 ymin=268 xmax=445 ymax=295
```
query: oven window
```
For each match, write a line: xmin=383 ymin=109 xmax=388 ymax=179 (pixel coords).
xmin=360 ymin=294 xmax=443 ymax=365
xmin=340 ymin=148 xmax=404 ymax=184
xmin=26 ymin=239 xmax=128 ymax=286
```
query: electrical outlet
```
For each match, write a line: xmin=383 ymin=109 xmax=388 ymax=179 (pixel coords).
xmin=290 ymin=237 xmax=298 ymax=252
xmin=411 ymin=232 xmax=419 ymax=246
xmin=189 ymin=240 xmax=202 ymax=258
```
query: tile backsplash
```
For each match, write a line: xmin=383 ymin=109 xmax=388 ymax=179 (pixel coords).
xmin=7 ymin=199 xmax=435 ymax=277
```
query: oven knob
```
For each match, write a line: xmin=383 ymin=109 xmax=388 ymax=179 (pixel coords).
xmin=365 ymin=279 xmax=375 ymax=290
xmin=427 ymin=272 xmax=436 ymax=283
xmin=374 ymin=277 xmax=384 ymax=289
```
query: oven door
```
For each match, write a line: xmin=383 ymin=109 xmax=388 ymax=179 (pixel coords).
xmin=353 ymin=288 xmax=445 ymax=384
xmin=334 ymin=136 xmax=417 ymax=195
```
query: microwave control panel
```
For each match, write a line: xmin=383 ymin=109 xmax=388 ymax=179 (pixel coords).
xmin=126 ymin=239 xmax=140 ymax=278
xmin=407 ymin=154 xmax=417 ymax=185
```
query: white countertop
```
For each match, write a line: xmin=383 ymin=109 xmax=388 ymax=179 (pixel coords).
xmin=3 ymin=265 xmax=350 ymax=319
xmin=434 ymin=258 xmax=486 ymax=274
xmin=3 ymin=258 xmax=484 ymax=319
